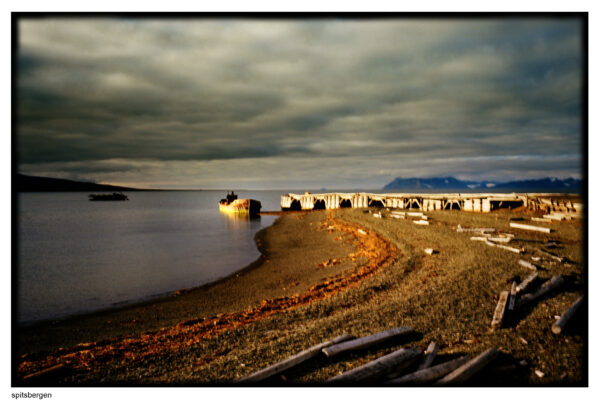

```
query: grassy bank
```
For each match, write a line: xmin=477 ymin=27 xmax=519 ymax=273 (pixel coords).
xmin=16 ymin=208 xmax=585 ymax=385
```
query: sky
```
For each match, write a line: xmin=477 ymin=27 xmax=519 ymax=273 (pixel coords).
xmin=16 ymin=16 xmax=584 ymax=190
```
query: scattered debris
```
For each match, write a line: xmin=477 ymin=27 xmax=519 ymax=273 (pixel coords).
xmin=357 ymin=229 xmax=367 ymax=235
xmin=418 ymin=341 xmax=439 ymax=370
xmin=457 ymin=225 xmax=495 ymax=233
xmin=517 ymin=276 xmax=566 ymax=308
xmin=326 ymin=347 xmax=422 ymax=383
xmin=552 ymin=296 xmax=584 ymax=335
xmin=515 ymin=272 xmax=538 ymax=293
xmin=386 ymin=356 xmax=469 ymax=385
xmin=510 ymin=222 xmax=552 ymax=234
xmin=237 ymin=334 xmax=353 ymax=383
xmin=436 ymin=348 xmax=500 ymax=385
xmin=518 ymin=259 xmax=537 ymax=271
xmin=491 ymin=291 xmax=510 ymax=330
xmin=424 ymin=248 xmax=435 ymax=255
xmin=535 ymin=369 xmax=545 ymax=378
xmin=322 ymin=326 xmax=414 ymax=358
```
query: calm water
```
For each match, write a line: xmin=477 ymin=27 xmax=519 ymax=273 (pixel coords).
xmin=17 ymin=191 xmax=283 ymax=324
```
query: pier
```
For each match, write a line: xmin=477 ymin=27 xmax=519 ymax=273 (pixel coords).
xmin=281 ymin=192 xmax=582 ymax=214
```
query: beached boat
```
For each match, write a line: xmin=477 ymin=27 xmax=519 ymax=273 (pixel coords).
xmin=88 ymin=192 xmax=129 ymax=201
xmin=219 ymin=191 xmax=261 ymax=216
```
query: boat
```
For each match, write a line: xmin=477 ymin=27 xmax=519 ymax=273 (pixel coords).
xmin=219 ymin=191 xmax=261 ymax=216
xmin=88 ymin=192 xmax=129 ymax=201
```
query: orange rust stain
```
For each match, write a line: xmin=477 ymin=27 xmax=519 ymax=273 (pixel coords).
xmin=18 ymin=212 xmax=398 ymax=380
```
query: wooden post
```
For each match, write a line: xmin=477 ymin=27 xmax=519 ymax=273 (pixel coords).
xmin=552 ymin=296 xmax=584 ymax=335
xmin=326 ymin=348 xmax=422 ymax=384
xmin=322 ymin=326 xmax=414 ymax=358
xmin=508 ymin=281 xmax=518 ymax=311
xmin=517 ymin=276 xmax=565 ymax=308
xmin=386 ymin=356 xmax=470 ymax=385
xmin=515 ymin=271 xmax=538 ymax=293
xmin=510 ymin=222 xmax=552 ymax=233
xmin=436 ymin=348 xmax=500 ymax=385
xmin=236 ymin=334 xmax=353 ymax=383
xmin=491 ymin=291 xmax=510 ymax=330
xmin=417 ymin=341 xmax=439 ymax=370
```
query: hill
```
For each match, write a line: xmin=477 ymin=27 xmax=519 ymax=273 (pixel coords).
xmin=383 ymin=176 xmax=581 ymax=192
xmin=16 ymin=174 xmax=138 ymax=192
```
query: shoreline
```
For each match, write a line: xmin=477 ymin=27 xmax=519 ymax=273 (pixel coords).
xmin=17 ymin=210 xmax=394 ymax=362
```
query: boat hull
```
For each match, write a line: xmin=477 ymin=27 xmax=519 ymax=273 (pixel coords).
xmin=219 ymin=199 xmax=261 ymax=216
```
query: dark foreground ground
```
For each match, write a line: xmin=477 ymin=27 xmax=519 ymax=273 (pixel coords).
xmin=15 ymin=207 xmax=585 ymax=386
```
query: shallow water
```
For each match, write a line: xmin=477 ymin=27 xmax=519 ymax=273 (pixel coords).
xmin=17 ymin=191 xmax=283 ymax=324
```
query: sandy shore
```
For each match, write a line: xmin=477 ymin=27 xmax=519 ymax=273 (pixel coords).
xmin=16 ymin=207 xmax=584 ymax=385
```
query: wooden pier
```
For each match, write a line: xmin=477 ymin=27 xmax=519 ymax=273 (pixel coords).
xmin=280 ymin=192 xmax=582 ymax=214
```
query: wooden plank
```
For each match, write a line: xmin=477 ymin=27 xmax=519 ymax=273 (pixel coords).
xmin=518 ymin=259 xmax=537 ymax=270
xmin=322 ymin=326 xmax=414 ymax=358
xmin=417 ymin=341 xmax=439 ymax=370
xmin=552 ymin=296 xmax=584 ymax=335
xmin=491 ymin=291 xmax=510 ymax=330
xmin=516 ymin=271 xmax=538 ymax=293
xmin=386 ymin=356 xmax=470 ymax=385
xmin=486 ymin=240 xmax=522 ymax=254
xmin=487 ymin=237 xmax=512 ymax=243
xmin=511 ymin=238 xmax=545 ymax=243
xmin=510 ymin=222 xmax=552 ymax=233
xmin=326 ymin=347 xmax=422 ymax=384
xmin=436 ymin=348 xmax=500 ymax=385
xmin=517 ymin=276 xmax=565 ymax=308
xmin=414 ymin=220 xmax=429 ymax=225
xmin=457 ymin=225 xmax=495 ymax=233
xmin=237 ymin=333 xmax=353 ymax=383
xmin=532 ymin=217 xmax=552 ymax=223
xmin=543 ymin=214 xmax=565 ymax=221
xmin=534 ymin=248 xmax=564 ymax=263
xmin=471 ymin=236 xmax=488 ymax=241
xmin=508 ymin=281 xmax=518 ymax=311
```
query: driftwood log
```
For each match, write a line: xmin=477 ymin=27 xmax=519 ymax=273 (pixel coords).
xmin=510 ymin=222 xmax=552 ymax=234
xmin=236 ymin=334 xmax=353 ymax=383
xmin=485 ymin=240 xmax=522 ymax=254
xmin=417 ymin=341 xmax=439 ymax=370
xmin=515 ymin=271 xmax=538 ymax=293
xmin=534 ymin=248 xmax=564 ymax=263
xmin=518 ymin=259 xmax=537 ymax=271
xmin=436 ymin=348 xmax=500 ymax=385
xmin=552 ymin=296 xmax=584 ymax=335
xmin=508 ymin=281 xmax=518 ymax=311
xmin=491 ymin=291 xmax=510 ymax=330
xmin=386 ymin=356 xmax=470 ymax=385
xmin=322 ymin=326 xmax=413 ymax=358
xmin=517 ymin=276 xmax=565 ymax=308
xmin=22 ymin=363 xmax=67 ymax=381
xmin=326 ymin=347 xmax=422 ymax=384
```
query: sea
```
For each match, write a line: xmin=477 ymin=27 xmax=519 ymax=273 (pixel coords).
xmin=16 ymin=190 xmax=285 ymax=325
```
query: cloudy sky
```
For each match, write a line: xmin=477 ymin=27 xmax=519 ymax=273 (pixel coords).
xmin=17 ymin=16 xmax=584 ymax=189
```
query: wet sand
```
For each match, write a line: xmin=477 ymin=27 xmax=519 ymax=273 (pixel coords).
xmin=17 ymin=211 xmax=368 ymax=355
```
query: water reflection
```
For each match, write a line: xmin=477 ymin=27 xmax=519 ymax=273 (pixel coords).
xmin=219 ymin=210 xmax=262 ymax=231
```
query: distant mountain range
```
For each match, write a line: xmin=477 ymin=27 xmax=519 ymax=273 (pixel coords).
xmin=383 ymin=176 xmax=582 ymax=192
xmin=16 ymin=174 xmax=138 ymax=192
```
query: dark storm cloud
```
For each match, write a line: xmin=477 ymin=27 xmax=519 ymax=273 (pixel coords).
xmin=17 ymin=17 xmax=583 ymax=187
